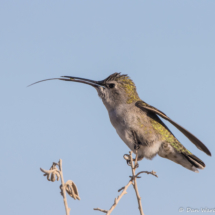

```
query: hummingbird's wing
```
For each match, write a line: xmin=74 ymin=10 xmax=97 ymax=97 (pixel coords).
xmin=135 ymin=101 xmax=211 ymax=156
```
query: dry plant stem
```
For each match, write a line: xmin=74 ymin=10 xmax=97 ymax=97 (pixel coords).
xmin=59 ymin=159 xmax=70 ymax=215
xmin=130 ymin=151 xmax=145 ymax=215
xmin=107 ymin=180 xmax=133 ymax=215
xmin=94 ymin=208 xmax=108 ymax=213
xmin=136 ymin=171 xmax=158 ymax=178
xmin=94 ymin=180 xmax=133 ymax=215
xmin=94 ymin=151 xmax=157 ymax=215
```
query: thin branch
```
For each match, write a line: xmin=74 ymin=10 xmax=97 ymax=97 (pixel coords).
xmin=94 ymin=151 xmax=158 ymax=215
xmin=94 ymin=180 xmax=133 ymax=215
xmin=94 ymin=208 xmax=108 ymax=213
xmin=58 ymin=159 xmax=70 ymax=215
xmin=129 ymin=151 xmax=145 ymax=215
xmin=118 ymin=186 xmax=125 ymax=192
xmin=107 ymin=180 xmax=133 ymax=215
xmin=136 ymin=170 xmax=158 ymax=178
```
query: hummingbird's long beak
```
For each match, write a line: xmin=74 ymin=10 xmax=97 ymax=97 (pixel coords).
xmin=27 ymin=76 xmax=105 ymax=88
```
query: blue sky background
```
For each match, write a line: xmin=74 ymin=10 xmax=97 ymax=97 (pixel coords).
xmin=0 ymin=1 xmax=215 ymax=214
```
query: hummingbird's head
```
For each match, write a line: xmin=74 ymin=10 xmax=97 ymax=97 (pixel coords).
xmin=28 ymin=73 xmax=140 ymax=110
xmin=95 ymin=73 xmax=140 ymax=110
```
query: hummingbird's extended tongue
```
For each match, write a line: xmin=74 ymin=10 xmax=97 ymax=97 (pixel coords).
xmin=27 ymin=78 xmax=72 ymax=87
xmin=28 ymin=76 xmax=103 ymax=88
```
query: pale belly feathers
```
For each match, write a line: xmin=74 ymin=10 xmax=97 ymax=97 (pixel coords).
xmin=108 ymin=104 xmax=162 ymax=160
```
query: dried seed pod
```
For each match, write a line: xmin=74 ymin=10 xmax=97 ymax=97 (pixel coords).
xmin=64 ymin=180 xmax=80 ymax=200
xmin=40 ymin=166 xmax=60 ymax=182
xmin=50 ymin=170 xmax=60 ymax=182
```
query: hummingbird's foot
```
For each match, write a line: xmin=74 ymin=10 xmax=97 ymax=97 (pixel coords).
xmin=123 ymin=154 xmax=138 ymax=166
xmin=126 ymin=160 xmax=132 ymax=166
xmin=126 ymin=159 xmax=139 ymax=168
xmin=134 ymin=144 xmax=140 ymax=150
xmin=134 ymin=162 xmax=139 ymax=169
xmin=123 ymin=154 xmax=132 ymax=166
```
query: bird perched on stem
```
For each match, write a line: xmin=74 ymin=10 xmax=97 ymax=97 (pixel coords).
xmin=29 ymin=73 xmax=211 ymax=172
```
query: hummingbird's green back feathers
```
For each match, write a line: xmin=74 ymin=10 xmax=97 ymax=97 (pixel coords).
xmin=147 ymin=110 xmax=191 ymax=154
xmin=145 ymin=109 xmax=206 ymax=170
xmin=135 ymin=101 xmax=211 ymax=156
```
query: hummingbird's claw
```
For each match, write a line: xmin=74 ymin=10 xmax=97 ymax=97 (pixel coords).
xmin=124 ymin=154 xmax=132 ymax=166
xmin=134 ymin=144 xmax=140 ymax=150
xmin=134 ymin=163 xmax=139 ymax=168
xmin=126 ymin=160 xmax=132 ymax=166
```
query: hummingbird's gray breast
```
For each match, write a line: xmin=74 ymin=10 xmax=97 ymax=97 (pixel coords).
xmin=108 ymin=104 xmax=162 ymax=159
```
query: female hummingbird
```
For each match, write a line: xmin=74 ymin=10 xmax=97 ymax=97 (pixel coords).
xmin=29 ymin=73 xmax=211 ymax=172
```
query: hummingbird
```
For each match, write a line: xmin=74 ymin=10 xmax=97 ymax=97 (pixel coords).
xmin=29 ymin=73 xmax=211 ymax=172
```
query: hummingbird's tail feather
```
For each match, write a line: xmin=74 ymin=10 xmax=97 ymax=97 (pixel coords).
xmin=158 ymin=143 xmax=205 ymax=172
xmin=182 ymin=153 xmax=205 ymax=170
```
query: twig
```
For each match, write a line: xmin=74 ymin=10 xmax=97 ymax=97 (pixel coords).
xmin=94 ymin=208 xmax=108 ymax=213
xmin=94 ymin=151 xmax=158 ymax=215
xmin=107 ymin=180 xmax=133 ymax=215
xmin=129 ymin=151 xmax=144 ymax=215
xmin=136 ymin=170 xmax=158 ymax=178
xmin=58 ymin=159 xmax=70 ymax=215
xmin=118 ymin=186 xmax=125 ymax=192
xmin=94 ymin=180 xmax=133 ymax=215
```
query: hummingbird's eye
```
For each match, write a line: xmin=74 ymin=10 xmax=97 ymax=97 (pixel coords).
xmin=108 ymin=84 xmax=115 ymax=88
